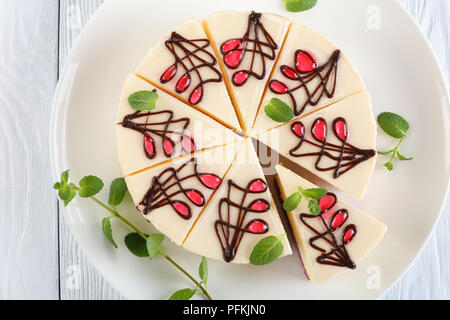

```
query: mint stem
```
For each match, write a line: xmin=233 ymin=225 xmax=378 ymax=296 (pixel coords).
xmin=385 ymin=136 xmax=405 ymax=168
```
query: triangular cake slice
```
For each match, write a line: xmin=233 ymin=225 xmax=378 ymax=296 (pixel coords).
xmin=276 ymin=165 xmax=386 ymax=284
xmin=258 ymin=91 xmax=376 ymax=200
xmin=253 ymin=21 xmax=367 ymax=132
xmin=135 ymin=18 xmax=241 ymax=131
xmin=204 ymin=11 xmax=291 ymax=132
xmin=183 ymin=139 xmax=292 ymax=263
xmin=117 ymin=74 xmax=242 ymax=176
xmin=125 ymin=143 xmax=242 ymax=245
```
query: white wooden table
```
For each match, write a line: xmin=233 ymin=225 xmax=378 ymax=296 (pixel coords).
xmin=0 ymin=0 xmax=448 ymax=300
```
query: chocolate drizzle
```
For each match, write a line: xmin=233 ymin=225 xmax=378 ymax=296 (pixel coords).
xmin=215 ymin=179 xmax=270 ymax=262
xmin=269 ymin=49 xmax=341 ymax=116
xmin=299 ymin=192 xmax=356 ymax=269
xmin=220 ymin=11 xmax=278 ymax=86
xmin=120 ymin=102 xmax=195 ymax=160
xmin=289 ymin=117 xmax=376 ymax=178
xmin=160 ymin=32 xmax=223 ymax=105
xmin=139 ymin=158 xmax=222 ymax=220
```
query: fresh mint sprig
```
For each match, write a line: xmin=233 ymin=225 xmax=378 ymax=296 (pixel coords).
xmin=264 ymin=98 xmax=294 ymax=123
xmin=283 ymin=0 xmax=317 ymax=13
xmin=283 ymin=186 xmax=327 ymax=215
xmin=128 ymin=90 xmax=158 ymax=111
xmin=377 ymin=112 xmax=413 ymax=171
xmin=54 ymin=170 xmax=212 ymax=300
xmin=250 ymin=234 xmax=286 ymax=266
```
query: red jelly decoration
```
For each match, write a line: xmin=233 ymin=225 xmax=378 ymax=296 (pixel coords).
xmin=248 ymin=179 xmax=267 ymax=193
xmin=233 ymin=71 xmax=249 ymax=85
xmin=163 ymin=138 xmax=175 ymax=156
xmin=281 ymin=66 xmax=299 ymax=80
xmin=312 ymin=118 xmax=327 ymax=142
xmin=161 ymin=64 xmax=177 ymax=83
xmin=189 ymin=86 xmax=202 ymax=105
xmin=333 ymin=118 xmax=348 ymax=142
xmin=295 ymin=50 xmax=317 ymax=73
xmin=221 ymin=39 xmax=241 ymax=53
xmin=186 ymin=190 xmax=204 ymax=206
xmin=199 ymin=174 xmax=221 ymax=189
xmin=343 ymin=225 xmax=357 ymax=244
xmin=172 ymin=201 xmax=191 ymax=219
xmin=249 ymin=199 xmax=269 ymax=212
xmin=269 ymin=80 xmax=288 ymax=94
xmin=182 ymin=135 xmax=195 ymax=153
xmin=143 ymin=134 xmax=156 ymax=159
xmin=318 ymin=193 xmax=337 ymax=215
xmin=176 ymin=74 xmax=191 ymax=93
xmin=224 ymin=50 xmax=244 ymax=68
xmin=245 ymin=219 xmax=269 ymax=234
xmin=291 ymin=122 xmax=305 ymax=138
xmin=330 ymin=209 xmax=348 ymax=231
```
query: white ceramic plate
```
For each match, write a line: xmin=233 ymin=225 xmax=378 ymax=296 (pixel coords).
xmin=50 ymin=0 xmax=450 ymax=299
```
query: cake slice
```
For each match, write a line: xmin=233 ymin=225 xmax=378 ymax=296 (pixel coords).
xmin=204 ymin=11 xmax=291 ymax=132
xmin=258 ymin=91 xmax=376 ymax=200
xmin=276 ymin=165 xmax=386 ymax=284
xmin=183 ymin=139 xmax=292 ymax=263
xmin=135 ymin=18 xmax=241 ymax=131
xmin=117 ymin=74 xmax=242 ymax=176
xmin=125 ymin=143 xmax=242 ymax=245
xmin=253 ymin=22 xmax=367 ymax=132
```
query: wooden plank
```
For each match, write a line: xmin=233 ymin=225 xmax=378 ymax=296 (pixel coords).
xmin=0 ymin=0 xmax=60 ymax=299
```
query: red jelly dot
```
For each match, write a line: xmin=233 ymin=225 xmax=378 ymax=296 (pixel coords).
xmin=291 ymin=122 xmax=305 ymax=138
xmin=295 ymin=50 xmax=317 ymax=73
xmin=143 ymin=134 xmax=156 ymax=159
xmin=233 ymin=71 xmax=249 ymax=85
xmin=181 ymin=135 xmax=195 ymax=153
xmin=246 ymin=219 xmax=269 ymax=234
xmin=224 ymin=50 xmax=244 ymax=68
xmin=163 ymin=138 xmax=174 ymax=156
xmin=318 ymin=193 xmax=337 ymax=215
xmin=189 ymin=86 xmax=202 ymax=105
xmin=281 ymin=66 xmax=299 ymax=80
xmin=176 ymin=74 xmax=191 ymax=93
xmin=312 ymin=118 xmax=327 ymax=142
xmin=221 ymin=39 xmax=241 ymax=53
xmin=333 ymin=118 xmax=348 ymax=142
xmin=249 ymin=200 xmax=269 ymax=212
xmin=343 ymin=225 xmax=357 ymax=244
xmin=248 ymin=179 xmax=267 ymax=193
xmin=330 ymin=209 xmax=348 ymax=231
xmin=172 ymin=201 xmax=190 ymax=218
xmin=186 ymin=190 xmax=204 ymax=206
xmin=269 ymin=80 xmax=288 ymax=94
xmin=199 ymin=174 xmax=221 ymax=189
xmin=161 ymin=64 xmax=177 ymax=82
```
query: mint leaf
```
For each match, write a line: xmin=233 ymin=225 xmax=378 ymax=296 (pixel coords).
xmin=377 ymin=112 xmax=410 ymax=139
xmin=61 ymin=170 xmax=69 ymax=184
xmin=303 ymin=188 xmax=327 ymax=200
xmin=384 ymin=162 xmax=394 ymax=171
xmin=124 ymin=233 xmax=149 ymax=257
xmin=64 ymin=184 xmax=77 ymax=207
xmin=284 ymin=0 xmax=317 ymax=13
xmin=108 ymin=178 xmax=128 ymax=206
xmin=283 ymin=192 xmax=302 ymax=212
xmin=168 ymin=288 xmax=196 ymax=300
xmin=377 ymin=149 xmax=395 ymax=155
xmin=264 ymin=98 xmax=294 ymax=123
xmin=308 ymin=200 xmax=321 ymax=216
xmin=249 ymin=235 xmax=285 ymax=266
xmin=128 ymin=90 xmax=158 ymax=111
xmin=54 ymin=182 xmax=61 ymax=190
xmin=199 ymin=257 xmax=208 ymax=285
xmin=146 ymin=233 xmax=165 ymax=259
xmin=397 ymin=152 xmax=413 ymax=161
xmin=102 ymin=217 xmax=117 ymax=248
xmin=79 ymin=175 xmax=104 ymax=198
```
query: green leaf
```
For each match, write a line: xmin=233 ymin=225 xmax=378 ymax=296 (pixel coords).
xmin=61 ymin=170 xmax=69 ymax=184
xmin=249 ymin=235 xmax=285 ymax=266
xmin=79 ymin=175 xmax=104 ymax=198
xmin=124 ymin=233 xmax=149 ymax=257
xmin=384 ymin=161 xmax=394 ymax=171
xmin=146 ymin=233 xmax=165 ymax=259
xmin=377 ymin=112 xmax=410 ymax=139
xmin=377 ymin=149 xmax=395 ymax=155
xmin=308 ymin=200 xmax=321 ymax=216
xmin=128 ymin=90 xmax=158 ymax=111
xmin=284 ymin=0 xmax=317 ymax=13
xmin=199 ymin=257 xmax=208 ymax=285
xmin=397 ymin=152 xmax=413 ymax=161
xmin=53 ymin=182 xmax=61 ymax=190
xmin=108 ymin=178 xmax=128 ymax=206
xmin=303 ymin=188 xmax=327 ymax=200
xmin=264 ymin=98 xmax=294 ymax=123
xmin=283 ymin=192 xmax=302 ymax=212
xmin=102 ymin=217 xmax=117 ymax=248
xmin=168 ymin=288 xmax=196 ymax=300
xmin=64 ymin=184 xmax=77 ymax=207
